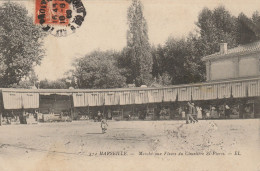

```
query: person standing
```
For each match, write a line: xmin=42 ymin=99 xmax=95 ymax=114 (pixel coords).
xmin=244 ymin=105 xmax=250 ymax=118
xmin=197 ymin=106 xmax=202 ymax=119
xmin=181 ymin=107 xmax=186 ymax=120
xmin=107 ymin=109 xmax=112 ymax=119
xmin=101 ymin=117 xmax=108 ymax=133
xmin=225 ymin=105 xmax=231 ymax=119
xmin=97 ymin=111 xmax=102 ymax=121
xmin=186 ymin=102 xmax=196 ymax=124
xmin=155 ymin=105 xmax=161 ymax=120
xmin=192 ymin=103 xmax=198 ymax=122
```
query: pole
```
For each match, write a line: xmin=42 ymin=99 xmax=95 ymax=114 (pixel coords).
xmin=121 ymin=106 xmax=123 ymax=120
xmin=70 ymin=95 xmax=74 ymax=120
xmin=103 ymin=105 xmax=105 ymax=117
xmin=253 ymin=102 xmax=255 ymax=118
xmin=88 ymin=105 xmax=90 ymax=118
xmin=146 ymin=104 xmax=148 ymax=120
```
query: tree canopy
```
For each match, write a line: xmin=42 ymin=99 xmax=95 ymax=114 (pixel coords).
xmin=0 ymin=2 xmax=45 ymax=87
xmin=39 ymin=79 xmax=69 ymax=89
xmin=196 ymin=6 xmax=239 ymax=55
xmin=125 ymin=0 xmax=153 ymax=86
xmin=72 ymin=51 xmax=127 ymax=89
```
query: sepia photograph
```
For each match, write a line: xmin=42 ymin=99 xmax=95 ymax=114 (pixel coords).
xmin=0 ymin=0 xmax=260 ymax=170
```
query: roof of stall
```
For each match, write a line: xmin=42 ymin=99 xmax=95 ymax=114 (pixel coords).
xmin=0 ymin=77 xmax=259 ymax=93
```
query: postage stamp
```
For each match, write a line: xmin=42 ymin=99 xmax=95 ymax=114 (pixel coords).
xmin=35 ymin=0 xmax=86 ymax=36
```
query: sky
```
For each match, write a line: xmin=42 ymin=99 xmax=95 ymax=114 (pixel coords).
xmin=6 ymin=0 xmax=260 ymax=80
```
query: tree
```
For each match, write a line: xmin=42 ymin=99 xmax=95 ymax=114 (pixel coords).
xmin=10 ymin=70 xmax=39 ymax=88
xmin=237 ymin=12 xmax=260 ymax=44
xmin=150 ymin=72 xmax=172 ymax=87
xmin=72 ymin=51 xmax=127 ymax=89
xmin=0 ymin=54 xmax=7 ymax=79
xmin=113 ymin=48 xmax=132 ymax=84
xmin=63 ymin=70 xmax=78 ymax=88
xmin=39 ymin=79 xmax=68 ymax=89
xmin=237 ymin=13 xmax=257 ymax=44
xmin=151 ymin=45 xmax=166 ymax=78
xmin=0 ymin=2 xmax=45 ymax=87
xmin=150 ymin=32 xmax=207 ymax=85
xmin=126 ymin=0 xmax=153 ymax=86
xmin=252 ymin=11 xmax=260 ymax=26
xmin=251 ymin=11 xmax=260 ymax=38
xmin=163 ymin=37 xmax=198 ymax=84
xmin=196 ymin=6 xmax=238 ymax=55
xmin=184 ymin=33 xmax=206 ymax=82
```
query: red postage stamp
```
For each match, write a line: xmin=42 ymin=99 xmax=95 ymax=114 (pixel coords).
xmin=35 ymin=0 xmax=86 ymax=36
xmin=35 ymin=0 xmax=70 ymax=25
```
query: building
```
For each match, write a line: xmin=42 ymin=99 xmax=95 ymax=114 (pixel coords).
xmin=202 ymin=41 xmax=260 ymax=81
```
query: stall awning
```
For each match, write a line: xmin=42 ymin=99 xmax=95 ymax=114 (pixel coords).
xmin=2 ymin=92 xmax=39 ymax=109
xmin=147 ymin=89 xmax=164 ymax=103
xmin=85 ymin=92 xmax=105 ymax=106
xmin=21 ymin=93 xmax=39 ymax=109
xmin=73 ymin=93 xmax=86 ymax=107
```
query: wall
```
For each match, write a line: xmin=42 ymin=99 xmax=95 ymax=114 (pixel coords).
xmin=239 ymin=56 xmax=259 ymax=77
xmin=209 ymin=54 xmax=260 ymax=81
xmin=211 ymin=59 xmax=235 ymax=80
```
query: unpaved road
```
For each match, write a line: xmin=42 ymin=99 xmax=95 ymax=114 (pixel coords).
xmin=0 ymin=119 xmax=259 ymax=171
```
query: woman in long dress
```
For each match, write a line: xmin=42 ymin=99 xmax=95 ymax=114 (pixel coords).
xmin=197 ymin=106 xmax=202 ymax=119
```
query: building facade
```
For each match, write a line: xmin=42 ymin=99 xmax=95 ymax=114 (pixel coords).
xmin=202 ymin=41 xmax=260 ymax=81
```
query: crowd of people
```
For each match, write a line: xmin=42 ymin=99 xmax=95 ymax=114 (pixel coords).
xmin=177 ymin=101 xmax=254 ymax=123
xmin=88 ymin=100 xmax=254 ymax=123
xmin=0 ymin=100 xmax=255 ymax=125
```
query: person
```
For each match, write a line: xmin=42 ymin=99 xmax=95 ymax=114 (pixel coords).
xmin=139 ymin=110 xmax=146 ymax=120
xmin=107 ymin=109 xmax=112 ymax=119
xmin=155 ymin=105 xmax=161 ymax=120
xmin=160 ymin=107 xmax=166 ymax=120
xmin=192 ymin=103 xmax=198 ymax=122
xmin=49 ymin=108 xmax=54 ymax=114
xmin=211 ymin=106 xmax=218 ymax=118
xmin=186 ymin=102 xmax=197 ymax=124
xmin=97 ymin=111 xmax=102 ymax=121
xmin=35 ymin=110 xmax=39 ymax=121
xmin=205 ymin=108 xmax=210 ymax=119
xmin=128 ymin=113 xmax=131 ymax=120
xmin=244 ymin=105 xmax=250 ymax=118
xmin=181 ymin=107 xmax=186 ymax=119
xmin=101 ymin=117 xmax=108 ymax=133
xmin=225 ymin=105 xmax=231 ymax=119
xmin=22 ymin=111 xmax=28 ymax=124
xmin=197 ymin=106 xmax=202 ymax=119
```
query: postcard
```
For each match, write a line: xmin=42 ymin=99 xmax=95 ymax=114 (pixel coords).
xmin=0 ymin=0 xmax=259 ymax=170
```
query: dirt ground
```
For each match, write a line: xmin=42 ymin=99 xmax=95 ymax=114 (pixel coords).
xmin=0 ymin=119 xmax=259 ymax=171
